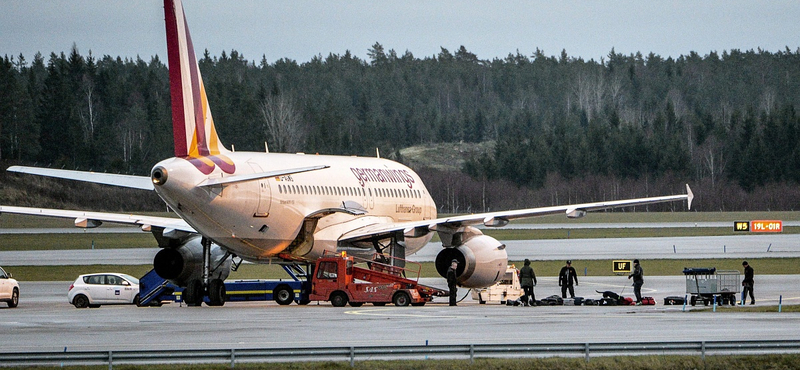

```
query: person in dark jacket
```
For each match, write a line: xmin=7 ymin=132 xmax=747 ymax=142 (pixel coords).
xmin=447 ymin=259 xmax=459 ymax=306
xmin=519 ymin=259 xmax=537 ymax=306
xmin=558 ymin=260 xmax=578 ymax=298
xmin=628 ymin=259 xmax=644 ymax=305
xmin=742 ymin=261 xmax=755 ymax=305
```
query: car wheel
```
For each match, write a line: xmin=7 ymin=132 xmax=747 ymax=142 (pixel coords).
xmin=393 ymin=291 xmax=410 ymax=307
xmin=133 ymin=294 xmax=141 ymax=307
xmin=207 ymin=279 xmax=226 ymax=306
xmin=8 ymin=288 xmax=19 ymax=308
xmin=73 ymin=294 xmax=90 ymax=309
xmin=274 ymin=285 xmax=294 ymax=305
xmin=330 ymin=292 xmax=348 ymax=307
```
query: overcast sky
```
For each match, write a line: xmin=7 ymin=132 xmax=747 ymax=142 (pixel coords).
xmin=3 ymin=1 xmax=800 ymax=65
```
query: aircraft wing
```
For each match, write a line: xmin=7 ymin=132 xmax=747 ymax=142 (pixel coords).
xmin=0 ymin=205 xmax=195 ymax=233
xmin=7 ymin=166 xmax=154 ymax=190
xmin=340 ymin=184 xmax=693 ymax=242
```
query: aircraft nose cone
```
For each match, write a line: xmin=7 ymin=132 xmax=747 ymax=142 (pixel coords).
xmin=151 ymin=166 xmax=168 ymax=186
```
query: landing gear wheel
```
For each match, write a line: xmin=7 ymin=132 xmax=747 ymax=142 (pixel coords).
xmin=274 ymin=286 xmax=294 ymax=305
xmin=184 ymin=279 xmax=204 ymax=306
xmin=330 ymin=292 xmax=348 ymax=307
xmin=349 ymin=302 xmax=364 ymax=307
xmin=207 ymin=279 xmax=226 ymax=306
xmin=8 ymin=288 xmax=18 ymax=308
xmin=73 ymin=294 xmax=89 ymax=308
xmin=393 ymin=291 xmax=411 ymax=307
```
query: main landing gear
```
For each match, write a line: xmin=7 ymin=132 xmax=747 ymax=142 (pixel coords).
xmin=183 ymin=237 xmax=229 ymax=307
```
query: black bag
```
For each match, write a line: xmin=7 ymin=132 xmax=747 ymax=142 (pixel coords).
xmin=583 ymin=298 xmax=598 ymax=306
xmin=599 ymin=297 xmax=618 ymax=306
xmin=541 ymin=295 xmax=564 ymax=306
xmin=573 ymin=297 xmax=584 ymax=306
xmin=663 ymin=296 xmax=685 ymax=305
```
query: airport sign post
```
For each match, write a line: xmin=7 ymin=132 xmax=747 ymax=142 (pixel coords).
xmin=613 ymin=260 xmax=632 ymax=274
xmin=733 ymin=220 xmax=782 ymax=233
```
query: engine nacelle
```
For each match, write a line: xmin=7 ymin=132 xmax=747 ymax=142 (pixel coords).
xmin=435 ymin=228 xmax=508 ymax=288
xmin=153 ymin=236 xmax=231 ymax=287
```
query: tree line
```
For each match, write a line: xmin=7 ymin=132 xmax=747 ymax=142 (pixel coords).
xmin=2 ymin=44 xmax=800 ymax=212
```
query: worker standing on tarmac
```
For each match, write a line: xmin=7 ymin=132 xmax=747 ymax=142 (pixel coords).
xmin=558 ymin=260 xmax=578 ymax=298
xmin=447 ymin=259 xmax=459 ymax=306
xmin=519 ymin=259 xmax=537 ymax=306
xmin=628 ymin=259 xmax=644 ymax=305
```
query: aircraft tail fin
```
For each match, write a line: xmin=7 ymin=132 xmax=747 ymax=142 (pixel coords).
xmin=164 ymin=0 xmax=229 ymax=160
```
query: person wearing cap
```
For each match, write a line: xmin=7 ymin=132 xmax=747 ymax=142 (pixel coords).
xmin=447 ymin=259 xmax=459 ymax=306
xmin=628 ymin=259 xmax=644 ymax=305
xmin=742 ymin=261 xmax=755 ymax=305
xmin=558 ymin=260 xmax=578 ymax=298
xmin=519 ymin=259 xmax=537 ymax=306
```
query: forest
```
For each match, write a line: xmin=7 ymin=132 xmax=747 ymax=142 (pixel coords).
xmin=2 ymin=44 xmax=800 ymax=213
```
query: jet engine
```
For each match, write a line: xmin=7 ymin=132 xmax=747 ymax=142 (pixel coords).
xmin=434 ymin=226 xmax=508 ymax=288
xmin=153 ymin=235 xmax=231 ymax=287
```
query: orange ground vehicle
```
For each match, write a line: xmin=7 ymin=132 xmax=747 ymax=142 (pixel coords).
xmin=309 ymin=253 xmax=448 ymax=307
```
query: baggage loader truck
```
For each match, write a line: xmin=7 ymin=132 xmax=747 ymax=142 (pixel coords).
xmin=309 ymin=253 xmax=449 ymax=307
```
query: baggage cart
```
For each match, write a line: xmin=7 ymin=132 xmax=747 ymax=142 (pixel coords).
xmin=683 ymin=267 xmax=740 ymax=306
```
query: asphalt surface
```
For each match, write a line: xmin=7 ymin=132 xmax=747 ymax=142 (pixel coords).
xmin=2 ymin=275 xmax=799 ymax=353
xmin=2 ymin=234 xmax=799 ymax=266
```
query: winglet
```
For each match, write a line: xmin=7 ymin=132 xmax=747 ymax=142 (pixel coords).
xmin=686 ymin=184 xmax=694 ymax=210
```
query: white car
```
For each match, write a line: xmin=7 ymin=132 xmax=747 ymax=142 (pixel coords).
xmin=68 ymin=273 xmax=140 ymax=308
xmin=0 ymin=266 xmax=19 ymax=308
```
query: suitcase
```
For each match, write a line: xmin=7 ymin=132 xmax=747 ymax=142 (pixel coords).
xmin=663 ymin=296 xmax=685 ymax=305
xmin=541 ymin=295 xmax=564 ymax=306
xmin=563 ymin=298 xmax=575 ymax=306
xmin=573 ymin=297 xmax=584 ymax=306
xmin=599 ymin=297 xmax=617 ymax=306
xmin=642 ymin=296 xmax=656 ymax=305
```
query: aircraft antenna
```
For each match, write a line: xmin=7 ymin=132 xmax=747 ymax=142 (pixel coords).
xmin=265 ymin=142 xmax=270 ymax=153
xmin=376 ymin=148 xmax=380 ymax=158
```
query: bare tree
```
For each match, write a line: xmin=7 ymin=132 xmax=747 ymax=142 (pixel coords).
xmin=259 ymin=94 xmax=305 ymax=152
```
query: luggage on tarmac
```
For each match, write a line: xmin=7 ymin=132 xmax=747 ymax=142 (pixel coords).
xmin=641 ymin=297 xmax=656 ymax=305
xmin=541 ymin=295 xmax=564 ymax=306
xmin=663 ymin=296 xmax=685 ymax=305
xmin=573 ymin=297 xmax=584 ymax=306
xmin=583 ymin=298 xmax=598 ymax=306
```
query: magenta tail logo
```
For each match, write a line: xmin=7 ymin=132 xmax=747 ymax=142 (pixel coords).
xmin=165 ymin=0 xmax=235 ymax=175
xmin=184 ymin=154 xmax=236 ymax=175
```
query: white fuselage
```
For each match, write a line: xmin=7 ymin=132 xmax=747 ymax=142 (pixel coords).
xmin=152 ymin=152 xmax=437 ymax=262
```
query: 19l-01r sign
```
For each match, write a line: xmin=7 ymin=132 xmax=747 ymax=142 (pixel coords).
xmin=751 ymin=220 xmax=783 ymax=232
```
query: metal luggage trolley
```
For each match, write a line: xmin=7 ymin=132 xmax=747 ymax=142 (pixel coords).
xmin=683 ymin=268 xmax=741 ymax=306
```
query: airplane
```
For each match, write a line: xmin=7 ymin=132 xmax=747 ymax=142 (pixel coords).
xmin=0 ymin=0 xmax=693 ymax=306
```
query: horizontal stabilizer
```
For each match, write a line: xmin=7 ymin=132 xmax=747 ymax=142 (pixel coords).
xmin=7 ymin=166 xmax=154 ymax=191
xmin=197 ymin=165 xmax=329 ymax=187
